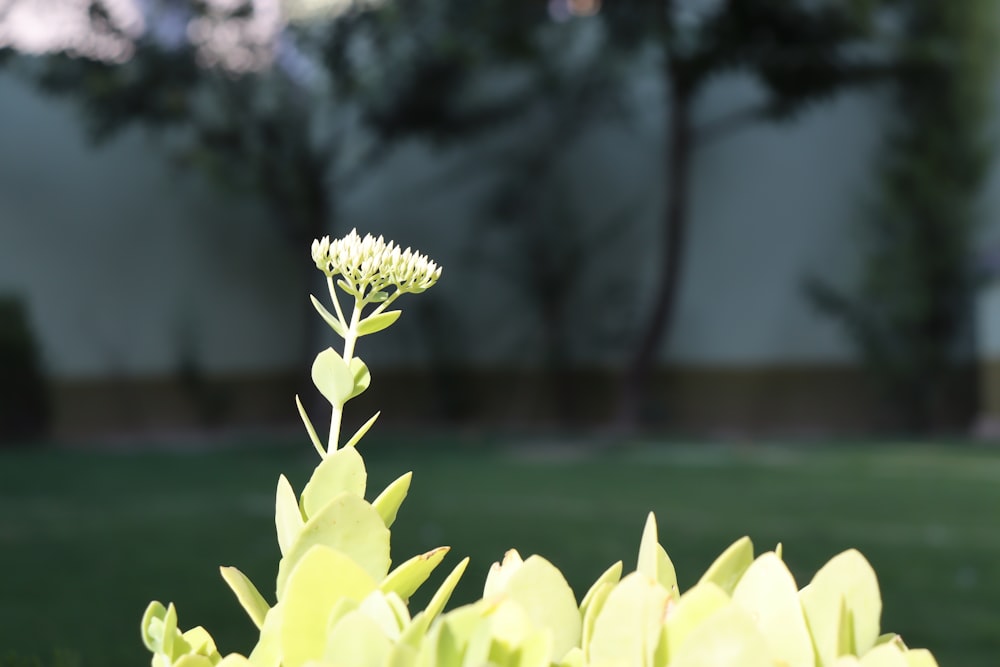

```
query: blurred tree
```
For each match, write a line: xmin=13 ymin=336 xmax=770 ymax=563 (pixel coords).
xmin=589 ymin=0 xmax=893 ymax=427
xmin=807 ymin=0 xmax=998 ymax=432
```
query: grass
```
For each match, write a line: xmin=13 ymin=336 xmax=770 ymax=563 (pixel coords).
xmin=0 ymin=439 xmax=998 ymax=667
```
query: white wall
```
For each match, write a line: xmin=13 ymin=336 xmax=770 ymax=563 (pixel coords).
xmin=1 ymin=63 xmax=993 ymax=379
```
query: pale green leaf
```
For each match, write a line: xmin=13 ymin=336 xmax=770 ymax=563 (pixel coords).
xmin=348 ymin=357 xmax=371 ymax=399
xmin=859 ymin=643 xmax=908 ymax=667
xmin=588 ymin=572 xmax=672 ymax=667
xmin=423 ymin=557 xmax=470 ymax=623
xmin=311 ymin=348 xmax=354 ymax=407
xmin=556 ymin=647 xmax=585 ymax=667
xmin=248 ymin=605 xmax=283 ymax=667
xmin=903 ymin=649 xmax=939 ymax=667
xmin=638 ymin=513 xmax=677 ymax=594
xmin=294 ymin=395 xmax=324 ymax=457
xmin=276 ymin=493 xmax=390 ymax=597
xmin=279 ymin=546 xmax=377 ymax=667
xmin=173 ymin=656 xmax=214 ymax=667
xmin=300 ymin=446 xmax=367 ymax=518
xmin=698 ymin=536 xmax=754 ymax=595
xmin=141 ymin=601 xmax=168 ymax=652
xmin=372 ymin=472 xmax=412 ymax=528
xmin=359 ymin=591 xmax=406 ymax=640
xmin=669 ymin=605 xmax=773 ymax=667
xmin=732 ymin=552 xmax=813 ymax=667
xmin=801 ymin=549 xmax=883 ymax=660
xmin=310 ymin=295 xmax=347 ymax=338
xmin=344 ymin=411 xmax=380 ymax=449
xmin=275 ymin=474 xmax=304 ymax=557
xmin=581 ymin=581 xmax=614 ymax=659
xmin=323 ymin=611 xmax=391 ymax=667
xmin=380 ymin=546 xmax=450 ymax=601
xmin=358 ymin=310 xmax=402 ymax=336
xmin=581 ymin=561 xmax=622 ymax=613
xmin=664 ymin=582 xmax=731 ymax=658
xmin=220 ymin=566 xmax=269 ymax=630
xmin=501 ymin=555 xmax=582 ymax=662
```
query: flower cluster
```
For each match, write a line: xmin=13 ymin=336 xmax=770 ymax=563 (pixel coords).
xmin=312 ymin=229 xmax=442 ymax=297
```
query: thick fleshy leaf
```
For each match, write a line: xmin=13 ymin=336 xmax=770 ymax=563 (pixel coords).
xmin=801 ymin=549 xmax=882 ymax=660
xmin=276 ymin=475 xmax=304 ymax=557
xmin=348 ymin=357 xmax=371 ymax=399
xmin=294 ymin=395 xmax=324 ymax=457
xmin=581 ymin=581 xmax=614 ymax=658
xmin=588 ymin=572 xmax=672 ymax=667
xmin=557 ymin=647 xmax=585 ymax=667
xmin=637 ymin=512 xmax=677 ymax=593
xmin=581 ymin=561 xmax=623 ymax=613
xmin=279 ymin=546 xmax=378 ymax=667
xmin=501 ymin=555 xmax=582 ymax=662
xmin=344 ymin=411 xmax=380 ymax=448
xmin=220 ymin=567 xmax=269 ymax=630
xmin=324 ymin=611 xmax=392 ymax=667
xmin=381 ymin=547 xmax=450 ymax=601
xmin=372 ymin=472 xmax=412 ymax=528
xmin=311 ymin=295 xmax=347 ymax=338
xmin=300 ymin=446 xmax=367 ymax=518
xmin=217 ymin=655 xmax=253 ymax=667
xmin=173 ymin=656 xmax=214 ymax=667
xmin=423 ymin=557 xmax=470 ymax=623
xmin=859 ymin=644 xmax=908 ymax=667
xmin=732 ymin=552 xmax=813 ymax=667
xmin=903 ymin=649 xmax=939 ymax=667
xmin=664 ymin=582 xmax=731 ymax=657
xmin=668 ymin=605 xmax=773 ymax=667
xmin=359 ymin=591 xmax=407 ymax=640
xmin=311 ymin=348 xmax=354 ymax=407
xmin=141 ymin=601 xmax=168 ymax=652
xmin=483 ymin=549 xmax=524 ymax=598
xmin=276 ymin=493 xmax=390 ymax=597
xmin=249 ymin=606 xmax=283 ymax=667
xmin=698 ymin=536 xmax=754 ymax=595
xmin=358 ymin=310 xmax=402 ymax=336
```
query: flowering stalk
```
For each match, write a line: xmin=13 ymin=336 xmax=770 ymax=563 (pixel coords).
xmin=305 ymin=229 xmax=442 ymax=452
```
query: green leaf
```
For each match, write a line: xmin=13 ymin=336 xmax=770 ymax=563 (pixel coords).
xmin=698 ymin=536 xmax=754 ymax=595
xmin=358 ymin=310 xmax=402 ymax=336
xmin=423 ymin=557 xmax=470 ymax=624
xmin=903 ymin=649 xmax=939 ymax=667
xmin=731 ymin=552 xmax=813 ymax=667
xmin=275 ymin=474 xmax=304 ymax=557
xmin=372 ymin=472 xmax=412 ymax=528
xmin=323 ymin=610 xmax=392 ymax=667
xmin=349 ymin=357 xmax=371 ymax=399
xmin=300 ymin=446 xmax=367 ymax=518
xmin=664 ymin=582 xmax=731 ymax=658
xmin=380 ymin=547 xmax=451 ymax=601
xmin=294 ymin=395 xmax=324 ymax=457
xmin=859 ymin=643 xmax=909 ymax=667
xmin=311 ymin=348 xmax=355 ymax=407
xmin=219 ymin=567 xmax=269 ymax=630
xmin=668 ymin=605 xmax=773 ymax=667
xmin=173 ymin=656 xmax=214 ymax=667
xmin=279 ymin=545 xmax=378 ymax=667
xmin=581 ymin=581 xmax=614 ymax=658
xmin=141 ymin=601 xmax=168 ymax=652
xmin=345 ymin=411 xmax=380 ymax=448
xmin=501 ymin=555 xmax=582 ymax=663
xmin=248 ymin=606 xmax=283 ymax=667
xmin=276 ymin=492 xmax=390 ymax=598
xmin=637 ymin=512 xmax=677 ymax=594
xmin=556 ymin=647 xmax=585 ymax=667
xmin=801 ymin=549 xmax=883 ymax=662
xmin=588 ymin=572 xmax=672 ymax=667
xmin=310 ymin=294 xmax=347 ymax=338
xmin=581 ymin=561 xmax=623 ymax=613
xmin=359 ymin=591 xmax=408 ymax=640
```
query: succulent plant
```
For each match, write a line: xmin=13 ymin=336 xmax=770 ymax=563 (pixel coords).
xmin=142 ymin=231 xmax=938 ymax=667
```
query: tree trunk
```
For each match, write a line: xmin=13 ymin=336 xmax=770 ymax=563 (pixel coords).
xmin=615 ymin=71 xmax=695 ymax=429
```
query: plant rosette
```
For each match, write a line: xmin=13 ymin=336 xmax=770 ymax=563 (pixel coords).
xmin=142 ymin=230 xmax=938 ymax=667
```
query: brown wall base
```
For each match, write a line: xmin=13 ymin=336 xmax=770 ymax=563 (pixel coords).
xmin=49 ymin=363 xmax=979 ymax=441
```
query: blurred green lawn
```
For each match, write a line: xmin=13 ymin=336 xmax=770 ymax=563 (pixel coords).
xmin=0 ymin=440 xmax=998 ymax=667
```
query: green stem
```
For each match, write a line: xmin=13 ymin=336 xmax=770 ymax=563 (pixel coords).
xmin=327 ymin=277 xmax=348 ymax=330
xmin=328 ymin=298 xmax=363 ymax=453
